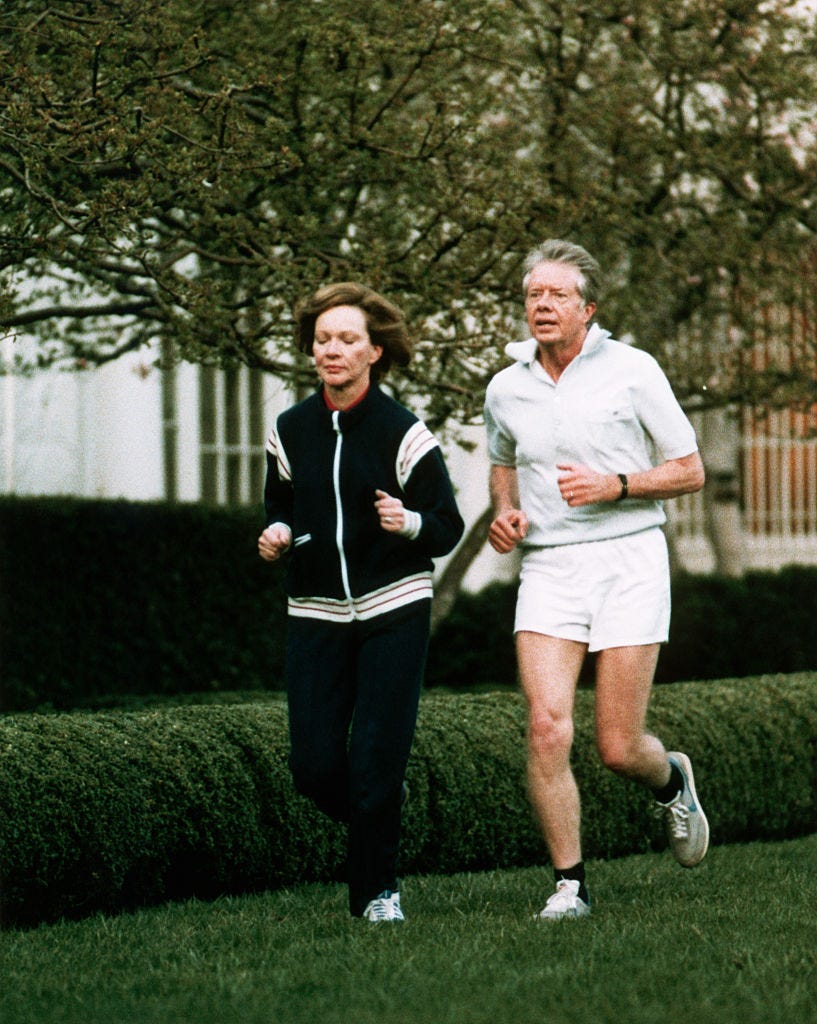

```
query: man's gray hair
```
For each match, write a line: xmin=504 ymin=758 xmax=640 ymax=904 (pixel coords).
xmin=522 ymin=239 xmax=603 ymax=306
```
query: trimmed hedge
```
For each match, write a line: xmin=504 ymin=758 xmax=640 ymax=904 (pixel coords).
xmin=659 ymin=568 xmax=817 ymax=682
xmin=2 ymin=673 xmax=815 ymax=928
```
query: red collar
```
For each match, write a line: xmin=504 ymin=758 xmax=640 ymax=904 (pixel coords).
xmin=323 ymin=385 xmax=370 ymax=412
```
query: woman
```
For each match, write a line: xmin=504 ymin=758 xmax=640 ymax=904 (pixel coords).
xmin=258 ymin=282 xmax=464 ymax=921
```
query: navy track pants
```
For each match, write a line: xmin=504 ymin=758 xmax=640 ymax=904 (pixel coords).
xmin=285 ymin=600 xmax=430 ymax=916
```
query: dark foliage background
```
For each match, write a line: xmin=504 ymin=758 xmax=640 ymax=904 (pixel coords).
xmin=2 ymin=497 xmax=816 ymax=711
xmin=0 ymin=496 xmax=287 ymax=711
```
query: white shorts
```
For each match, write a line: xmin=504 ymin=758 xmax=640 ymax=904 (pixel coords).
xmin=514 ymin=528 xmax=671 ymax=652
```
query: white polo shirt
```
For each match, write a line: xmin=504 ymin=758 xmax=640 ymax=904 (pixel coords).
xmin=484 ymin=323 xmax=699 ymax=548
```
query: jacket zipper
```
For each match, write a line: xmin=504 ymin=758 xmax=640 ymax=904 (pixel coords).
xmin=331 ymin=411 xmax=355 ymax=610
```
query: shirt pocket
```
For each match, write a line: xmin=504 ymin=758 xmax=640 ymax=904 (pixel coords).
xmin=582 ymin=398 xmax=640 ymax=462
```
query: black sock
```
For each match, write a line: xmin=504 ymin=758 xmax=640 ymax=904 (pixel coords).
xmin=652 ymin=761 xmax=684 ymax=804
xmin=554 ymin=862 xmax=589 ymax=905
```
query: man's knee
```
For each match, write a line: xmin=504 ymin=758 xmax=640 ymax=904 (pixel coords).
xmin=597 ymin=733 xmax=640 ymax=776
xmin=528 ymin=711 xmax=574 ymax=764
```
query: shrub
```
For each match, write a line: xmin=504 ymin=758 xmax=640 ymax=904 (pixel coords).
xmin=425 ymin=582 xmax=519 ymax=691
xmin=0 ymin=496 xmax=288 ymax=711
xmin=658 ymin=566 xmax=817 ymax=682
xmin=1 ymin=673 xmax=815 ymax=928
xmin=3 ymin=496 xmax=817 ymax=711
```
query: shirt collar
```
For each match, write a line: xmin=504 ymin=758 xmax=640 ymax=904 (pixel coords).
xmin=503 ymin=322 xmax=610 ymax=366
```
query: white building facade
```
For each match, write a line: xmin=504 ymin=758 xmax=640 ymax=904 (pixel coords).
xmin=2 ymin=340 xmax=816 ymax=588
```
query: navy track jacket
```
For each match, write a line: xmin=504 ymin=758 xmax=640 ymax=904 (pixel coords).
xmin=264 ymin=385 xmax=464 ymax=622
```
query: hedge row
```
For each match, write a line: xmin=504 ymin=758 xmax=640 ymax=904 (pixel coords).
xmin=2 ymin=672 xmax=815 ymax=928
xmin=0 ymin=496 xmax=288 ymax=711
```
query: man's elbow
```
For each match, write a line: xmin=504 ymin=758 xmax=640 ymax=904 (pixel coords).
xmin=688 ymin=457 xmax=706 ymax=494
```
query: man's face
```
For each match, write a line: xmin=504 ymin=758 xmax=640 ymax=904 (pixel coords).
xmin=525 ymin=261 xmax=595 ymax=351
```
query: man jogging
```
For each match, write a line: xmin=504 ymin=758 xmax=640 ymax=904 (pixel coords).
xmin=484 ymin=239 xmax=709 ymax=920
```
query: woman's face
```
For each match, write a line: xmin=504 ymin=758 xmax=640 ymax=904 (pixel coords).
xmin=313 ymin=304 xmax=383 ymax=403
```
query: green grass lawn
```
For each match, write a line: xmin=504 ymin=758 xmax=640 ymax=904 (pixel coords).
xmin=2 ymin=834 xmax=816 ymax=1024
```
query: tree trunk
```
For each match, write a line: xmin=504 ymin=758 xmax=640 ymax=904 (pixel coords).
xmin=701 ymin=406 xmax=745 ymax=577
xmin=431 ymin=504 xmax=494 ymax=632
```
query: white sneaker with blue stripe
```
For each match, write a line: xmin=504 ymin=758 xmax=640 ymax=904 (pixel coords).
xmin=656 ymin=751 xmax=710 ymax=867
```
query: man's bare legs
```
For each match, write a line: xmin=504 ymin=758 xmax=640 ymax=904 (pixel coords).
xmin=516 ymin=634 xmax=671 ymax=868
xmin=594 ymin=643 xmax=671 ymax=789
xmin=518 ymin=632 xmax=708 ymax=917
xmin=516 ymin=631 xmax=587 ymax=870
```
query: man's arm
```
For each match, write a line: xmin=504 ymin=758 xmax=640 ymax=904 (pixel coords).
xmin=488 ymin=464 xmax=529 ymax=553
xmin=622 ymin=451 xmax=705 ymax=500
xmin=556 ymin=452 xmax=705 ymax=507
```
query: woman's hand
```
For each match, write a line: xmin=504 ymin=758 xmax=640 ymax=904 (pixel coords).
xmin=258 ymin=523 xmax=292 ymax=561
xmin=374 ymin=489 xmax=405 ymax=533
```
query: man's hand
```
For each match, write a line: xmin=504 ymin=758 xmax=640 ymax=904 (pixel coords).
xmin=557 ymin=463 xmax=618 ymax=506
xmin=488 ymin=508 xmax=529 ymax=553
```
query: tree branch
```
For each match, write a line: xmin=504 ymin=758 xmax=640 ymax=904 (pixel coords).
xmin=0 ymin=300 xmax=157 ymax=329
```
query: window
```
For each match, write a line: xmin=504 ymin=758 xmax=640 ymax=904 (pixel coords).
xmin=742 ymin=405 xmax=817 ymax=537
xmin=199 ymin=364 xmax=266 ymax=506
xmin=740 ymin=292 xmax=817 ymax=538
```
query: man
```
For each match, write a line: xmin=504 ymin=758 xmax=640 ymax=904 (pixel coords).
xmin=484 ymin=239 xmax=708 ymax=920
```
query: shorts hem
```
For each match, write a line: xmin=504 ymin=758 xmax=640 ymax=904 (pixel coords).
xmin=587 ymin=632 xmax=668 ymax=654
xmin=513 ymin=626 xmax=668 ymax=652
xmin=513 ymin=624 xmax=588 ymax=645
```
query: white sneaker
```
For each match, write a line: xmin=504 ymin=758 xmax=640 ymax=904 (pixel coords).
xmin=655 ymin=751 xmax=710 ymax=868
xmin=533 ymin=879 xmax=591 ymax=921
xmin=362 ymin=890 xmax=405 ymax=922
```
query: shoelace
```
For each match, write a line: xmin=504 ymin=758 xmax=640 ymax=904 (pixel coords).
xmin=656 ymin=799 xmax=690 ymax=838
xmin=545 ymin=879 xmax=580 ymax=911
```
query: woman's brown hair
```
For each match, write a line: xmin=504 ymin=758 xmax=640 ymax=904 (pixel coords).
xmin=295 ymin=282 xmax=412 ymax=382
